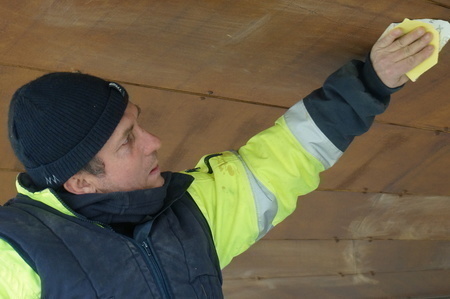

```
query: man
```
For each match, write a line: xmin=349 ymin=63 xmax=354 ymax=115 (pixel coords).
xmin=0 ymin=26 xmax=434 ymax=298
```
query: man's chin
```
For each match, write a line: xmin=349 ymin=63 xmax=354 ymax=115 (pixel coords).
xmin=155 ymin=175 xmax=165 ymax=188
xmin=146 ymin=175 xmax=165 ymax=189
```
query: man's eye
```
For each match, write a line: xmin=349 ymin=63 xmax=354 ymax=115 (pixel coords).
xmin=122 ymin=134 xmax=133 ymax=146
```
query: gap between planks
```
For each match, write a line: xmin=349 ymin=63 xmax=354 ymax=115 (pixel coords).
xmin=426 ymin=0 xmax=450 ymax=10
xmin=0 ymin=168 xmax=447 ymax=197
xmin=223 ymin=267 xmax=450 ymax=281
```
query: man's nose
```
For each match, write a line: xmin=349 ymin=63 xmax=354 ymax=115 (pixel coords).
xmin=142 ymin=130 xmax=161 ymax=155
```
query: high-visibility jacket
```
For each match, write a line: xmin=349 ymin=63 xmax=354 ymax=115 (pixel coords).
xmin=0 ymin=58 xmax=398 ymax=298
xmin=0 ymin=172 xmax=223 ymax=298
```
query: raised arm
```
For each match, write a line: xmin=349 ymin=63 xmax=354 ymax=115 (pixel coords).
xmin=185 ymin=26 xmax=435 ymax=269
xmin=302 ymin=27 xmax=434 ymax=152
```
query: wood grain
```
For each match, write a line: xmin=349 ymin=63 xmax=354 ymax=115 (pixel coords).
xmin=320 ymin=124 xmax=450 ymax=196
xmin=223 ymin=239 xmax=450 ymax=278
xmin=223 ymin=269 xmax=450 ymax=298
xmin=0 ymin=0 xmax=448 ymax=128
xmin=0 ymin=1 xmax=448 ymax=297
xmin=1 ymin=68 xmax=449 ymax=196
xmin=222 ymin=239 xmax=450 ymax=296
xmin=266 ymin=191 xmax=450 ymax=241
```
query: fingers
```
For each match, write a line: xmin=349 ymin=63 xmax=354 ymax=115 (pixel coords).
xmin=375 ymin=26 xmax=432 ymax=55
xmin=374 ymin=28 xmax=404 ymax=49
xmin=388 ymin=27 xmax=427 ymax=52
xmin=388 ymin=27 xmax=433 ymax=59
xmin=395 ymin=43 xmax=435 ymax=74
xmin=391 ymin=31 xmax=433 ymax=62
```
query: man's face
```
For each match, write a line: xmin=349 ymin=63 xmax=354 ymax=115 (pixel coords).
xmin=87 ymin=102 xmax=164 ymax=193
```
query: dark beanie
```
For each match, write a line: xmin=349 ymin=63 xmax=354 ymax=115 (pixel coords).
xmin=8 ymin=72 xmax=129 ymax=189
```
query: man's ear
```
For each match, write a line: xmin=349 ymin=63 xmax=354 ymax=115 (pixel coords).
xmin=63 ymin=173 xmax=97 ymax=195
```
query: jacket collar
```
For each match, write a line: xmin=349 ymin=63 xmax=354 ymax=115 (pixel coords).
xmin=15 ymin=172 xmax=194 ymax=225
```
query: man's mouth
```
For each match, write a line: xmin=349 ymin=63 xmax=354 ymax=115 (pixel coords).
xmin=150 ymin=165 xmax=160 ymax=175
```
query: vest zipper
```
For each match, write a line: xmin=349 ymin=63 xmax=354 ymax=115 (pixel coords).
xmin=141 ymin=240 xmax=172 ymax=299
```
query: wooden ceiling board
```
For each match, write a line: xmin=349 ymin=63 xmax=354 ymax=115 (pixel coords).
xmin=2 ymin=69 xmax=448 ymax=196
xmin=222 ymin=239 xmax=450 ymax=296
xmin=320 ymin=123 xmax=450 ymax=196
xmin=223 ymin=270 xmax=450 ymax=299
xmin=223 ymin=239 xmax=450 ymax=278
xmin=265 ymin=191 xmax=450 ymax=241
xmin=0 ymin=1 xmax=448 ymax=128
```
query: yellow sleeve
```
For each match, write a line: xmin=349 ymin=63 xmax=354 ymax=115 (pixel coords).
xmin=0 ymin=239 xmax=41 ymax=299
xmin=239 ymin=116 xmax=325 ymax=225
xmin=184 ymin=115 xmax=326 ymax=269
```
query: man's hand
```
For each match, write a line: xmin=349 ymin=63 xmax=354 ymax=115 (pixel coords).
xmin=370 ymin=27 xmax=435 ymax=88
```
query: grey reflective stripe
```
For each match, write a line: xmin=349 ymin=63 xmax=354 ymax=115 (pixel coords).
xmin=284 ymin=100 xmax=343 ymax=169
xmin=232 ymin=151 xmax=276 ymax=241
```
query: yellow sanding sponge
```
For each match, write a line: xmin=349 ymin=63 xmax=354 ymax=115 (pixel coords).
xmin=391 ymin=19 xmax=440 ymax=82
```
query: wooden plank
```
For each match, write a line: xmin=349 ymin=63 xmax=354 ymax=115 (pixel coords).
xmin=1 ymin=67 xmax=449 ymax=196
xmin=0 ymin=0 xmax=448 ymax=129
xmin=223 ymin=240 xmax=450 ymax=279
xmin=265 ymin=192 xmax=450 ymax=241
xmin=223 ymin=270 xmax=450 ymax=299
xmin=320 ymin=124 xmax=450 ymax=196
xmin=222 ymin=239 xmax=450 ymax=297
xmin=224 ymin=240 xmax=353 ymax=278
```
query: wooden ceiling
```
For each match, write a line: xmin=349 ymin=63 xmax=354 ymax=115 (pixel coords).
xmin=0 ymin=0 xmax=449 ymax=297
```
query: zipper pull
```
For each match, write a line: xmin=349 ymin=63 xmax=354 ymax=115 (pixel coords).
xmin=142 ymin=241 xmax=152 ymax=257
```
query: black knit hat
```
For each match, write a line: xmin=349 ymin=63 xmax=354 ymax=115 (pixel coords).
xmin=8 ymin=72 xmax=129 ymax=189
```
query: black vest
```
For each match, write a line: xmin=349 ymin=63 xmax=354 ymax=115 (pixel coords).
xmin=0 ymin=173 xmax=223 ymax=298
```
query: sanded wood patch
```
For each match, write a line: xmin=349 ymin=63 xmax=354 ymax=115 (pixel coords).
xmin=266 ymin=191 xmax=450 ymax=241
